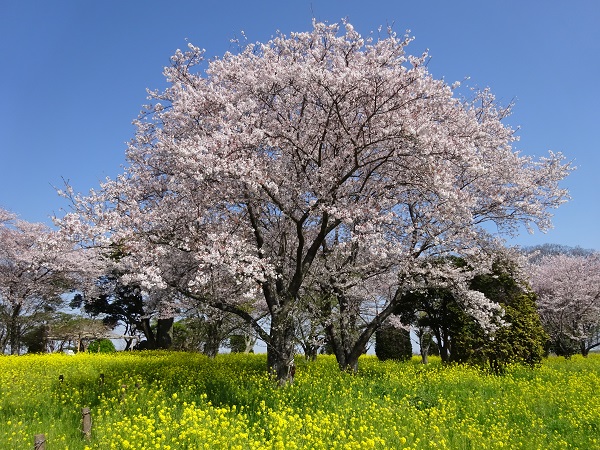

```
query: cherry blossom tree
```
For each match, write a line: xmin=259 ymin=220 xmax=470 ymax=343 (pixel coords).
xmin=0 ymin=208 xmax=100 ymax=354
xmin=58 ymin=21 xmax=571 ymax=383
xmin=529 ymin=253 xmax=600 ymax=356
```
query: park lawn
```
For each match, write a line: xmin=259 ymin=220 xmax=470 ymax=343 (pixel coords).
xmin=1 ymin=352 xmax=599 ymax=449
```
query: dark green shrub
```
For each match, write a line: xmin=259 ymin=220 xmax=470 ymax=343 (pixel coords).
xmin=375 ymin=325 xmax=413 ymax=361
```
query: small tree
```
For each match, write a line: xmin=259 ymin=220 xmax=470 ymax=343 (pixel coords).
xmin=71 ymin=279 xmax=145 ymax=350
xmin=449 ymin=290 xmax=546 ymax=372
xmin=172 ymin=319 xmax=203 ymax=352
xmin=88 ymin=338 xmax=116 ymax=353
xmin=294 ymin=294 xmax=327 ymax=361
xmin=414 ymin=325 xmax=438 ymax=364
xmin=228 ymin=334 xmax=255 ymax=353
xmin=48 ymin=314 xmax=110 ymax=352
xmin=396 ymin=285 xmax=460 ymax=364
xmin=22 ymin=323 xmax=49 ymax=353
xmin=466 ymin=261 xmax=546 ymax=371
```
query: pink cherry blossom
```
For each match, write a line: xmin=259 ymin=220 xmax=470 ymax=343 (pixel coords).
xmin=0 ymin=208 xmax=101 ymax=354
xmin=529 ymin=253 xmax=600 ymax=356
xmin=59 ymin=21 xmax=571 ymax=381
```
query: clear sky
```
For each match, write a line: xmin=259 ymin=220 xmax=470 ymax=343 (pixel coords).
xmin=1 ymin=1 xmax=598 ymax=250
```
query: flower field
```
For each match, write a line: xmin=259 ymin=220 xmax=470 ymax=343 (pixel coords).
xmin=1 ymin=352 xmax=599 ymax=449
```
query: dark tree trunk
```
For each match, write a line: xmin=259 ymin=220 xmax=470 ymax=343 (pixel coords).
xmin=139 ymin=317 xmax=173 ymax=350
xmin=156 ymin=318 xmax=173 ymax=349
xmin=303 ymin=343 xmax=319 ymax=361
xmin=9 ymin=305 xmax=22 ymax=355
xmin=324 ymin=292 xmax=364 ymax=372
xmin=123 ymin=324 xmax=134 ymax=351
xmin=141 ymin=317 xmax=156 ymax=350
xmin=244 ymin=334 xmax=256 ymax=353
xmin=325 ymin=292 xmax=402 ymax=372
xmin=420 ymin=339 xmax=430 ymax=365
xmin=433 ymin=328 xmax=450 ymax=363
xmin=325 ymin=325 xmax=364 ymax=372
xmin=266 ymin=309 xmax=296 ymax=385
xmin=0 ymin=327 xmax=7 ymax=354
xmin=140 ymin=317 xmax=157 ymax=349
xmin=203 ymin=338 xmax=220 ymax=358
xmin=203 ymin=320 xmax=222 ymax=358
xmin=580 ymin=341 xmax=590 ymax=357
xmin=438 ymin=343 xmax=449 ymax=363
xmin=340 ymin=350 xmax=361 ymax=372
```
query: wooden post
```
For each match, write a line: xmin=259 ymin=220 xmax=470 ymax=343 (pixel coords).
xmin=34 ymin=434 xmax=46 ymax=450
xmin=82 ymin=407 xmax=92 ymax=440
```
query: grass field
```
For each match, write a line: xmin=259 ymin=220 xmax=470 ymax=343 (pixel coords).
xmin=1 ymin=352 xmax=599 ymax=449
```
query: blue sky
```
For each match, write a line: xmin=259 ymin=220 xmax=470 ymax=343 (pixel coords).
xmin=1 ymin=1 xmax=598 ymax=250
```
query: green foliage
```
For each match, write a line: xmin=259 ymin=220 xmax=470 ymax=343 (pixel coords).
xmin=70 ymin=245 xmax=145 ymax=351
xmin=546 ymin=334 xmax=580 ymax=358
xmin=397 ymin=257 xmax=547 ymax=372
xmin=450 ymin=263 xmax=547 ymax=372
xmin=49 ymin=314 xmax=108 ymax=343
xmin=22 ymin=324 xmax=48 ymax=353
xmin=87 ymin=338 xmax=116 ymax=353
xmin=395 ymin=287 xmax=457 ymax=363
xmin=375 ymin=325 xmax=413 ymax=361
xmin=70 ymin=274 xmax=144 ymax=332
xmin=491 ymin=293 xmax=547 ymax=366
xmin=171 ymin=319 xmax=206 ymax=352
xmin=229 ymin=334 xmax=252 ymax=353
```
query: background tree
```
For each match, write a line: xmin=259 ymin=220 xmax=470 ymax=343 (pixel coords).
xmin=0 ymin=208 xmax=99 ymax=354
xmin=70 ymin=272 xmax=145 ymax=350
xmin=528 ymin=253 xmax=600 ymax=357
xmin=397 ymin=255 xmax=547 ymax=372
xmin=69 ymin=257 xmax=179 ymax=351
xmin=171 ymin=307 xmax=259 ymax=356
xmin=21 ymin=322 xmax=49 ymax=353
xmin=171 ymin=318 xmax=206 ymax=352
xmin=47 ymin=314 xmax=110 ymax=352
xmin=451 ymin=259 xmax=547 ymax=372
xmin=478 ymin=258 xmax=546 ymax=369
xmin=59 ymin=22 xmax=571 ymax=383
xmin=522 ymin=244 xmax=595 ymax=263
xmin=227 ymin=318 xmax=258 ymax=354
xmin=396 ymin=285 xmax=461 ymax=364
xmin=414 ymin=323 xmax=438 ymax=364
xmin=228 ymin=332 xmax=256 ymax=353
xmin=294 ymin=296 xmax=327 ymax=361
xmin=87 ymin=338 xmax=116 ymax=353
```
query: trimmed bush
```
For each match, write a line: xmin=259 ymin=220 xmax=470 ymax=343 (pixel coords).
xmin=375 ymin=325 xmax=413 ymax=361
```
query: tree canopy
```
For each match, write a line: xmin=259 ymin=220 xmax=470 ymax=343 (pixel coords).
xmin=0 ymin=208 xmax=100 ymax=354
xmin=58 ymin=21 xmax=571 ymax=382
xmin=529 ymin=252 xmax=600 ymax=357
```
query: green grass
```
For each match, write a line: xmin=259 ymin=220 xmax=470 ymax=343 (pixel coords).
xmin=1 ymin=352 xmax=599 ymax=449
